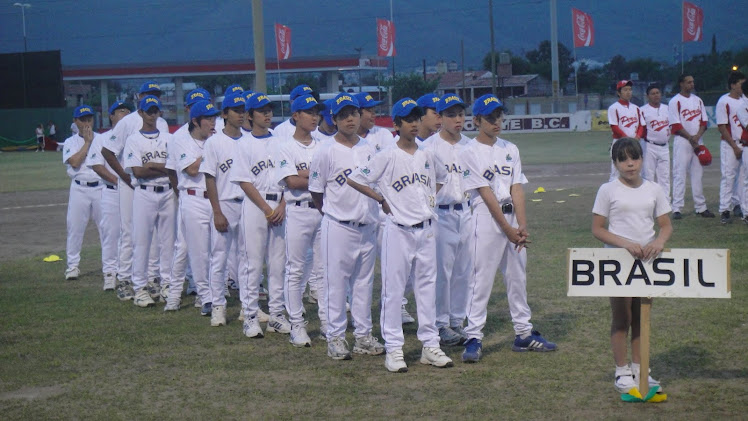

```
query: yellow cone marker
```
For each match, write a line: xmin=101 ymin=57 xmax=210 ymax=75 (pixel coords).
xmin=43 ymin=254 xmax=62 ymax=262
xmin=533 ymin=187 xmax=546 ymax=194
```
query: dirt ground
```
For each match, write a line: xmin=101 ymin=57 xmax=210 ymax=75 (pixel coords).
xmin=0 ymin=162 xmax=724 ymax=263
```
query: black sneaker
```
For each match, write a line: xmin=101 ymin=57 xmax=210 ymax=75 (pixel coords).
xmin=720 ymin=211 xmax=730 ymax=224
xmin=673 ymin=212 xmax=682 ymax=220
xmin=697 ymin=209 xmax=715 ymax=218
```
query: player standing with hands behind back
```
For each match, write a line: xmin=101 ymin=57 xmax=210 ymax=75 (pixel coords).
xmin=592 ymin=137 xmax=672 ymax=394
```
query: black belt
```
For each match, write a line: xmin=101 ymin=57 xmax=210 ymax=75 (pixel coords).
xmin=75 ymin=180 xmax=99 ymax=187
xmin=232 ymin=197 xmax=243 ymax=203
xmin=187 ymin=188 xmax=208 ymax=198
xmin=140 ymin=184 xmax=172 ymax=193
xmin=438 ymin=201 xmax=470 ymax=211
xmin=294 ymin=200 xmax=316 ymax=209
xmin=501 ymin=203 xmax=513 ymax=214
xmin=265 ymin=193 xmax=279 ymax=201
xmin=644 ymin=139 xmax=667 ymax=146
xmin=105 ymin=184 xmax=117 ymax=190
xmin=338 ymin=220 xmax=367 ymax=227
xmin=398 ymin=219 xmax=432 ymax=229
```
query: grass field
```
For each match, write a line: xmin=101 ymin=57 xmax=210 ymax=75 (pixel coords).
xmin=1 ymin=131 xmax=746 ymax=419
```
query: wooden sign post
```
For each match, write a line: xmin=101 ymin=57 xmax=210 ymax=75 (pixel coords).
xmin=568 ymin=248 xmax=731 ymax=400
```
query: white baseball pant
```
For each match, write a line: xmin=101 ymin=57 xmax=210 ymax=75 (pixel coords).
xmin=742 ymin=145 xmax=748 ymax=213
xmin=672 ymin=137 xmax=706 ymax=213
xmin=465 ymin=211 xmax=532 ymax=340
xmin=118 ymin=182 xmax=160 ymax=281
xmin=643 ymin=142 xmax=671 ymax=204
xmin=172 ymin=192 xmax=212 ymax=303
xmin=284 ymin=203 xmax=325 ymax=327
xmin=131 ymin=187 xmax=177 ymax=292
xmin=207 ymin=199 xmax=243 ymax=308
xmin=719 ymin=140 xmax=744 ymax=213
xmin=380 ymin=218 xmax=439 ymax=353
xmin=100 ymin=184 xmax=120 ymax=275
xmin=321 ymin=216 xmax=376 ymax=341
xmin=66 ymin=181 xmax=104 ymax=270
xmin=434 ymin=205 xmax=473 ymax=328
xmin=169 ymin=199 xmax=191 ymax=293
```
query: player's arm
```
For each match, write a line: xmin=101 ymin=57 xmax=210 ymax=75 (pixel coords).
xmin=284 ymin=175 xmax=309 ymax=190
xmin=477 ymin=186 xmax=525 ymax=249
xmin=509 ymin=183 xmax=528 ymax=237
xmin=717 ymin=124 xmax=743 ymax=157
xmin=66 ymin=127 xmax=94 ymax=169
xmin=144 ymin=161 xmax=168 ymax=173
xmin=132 ymin=165 xmax=166 ymax=179
xmin=239 ymin=181 xmax=274 ymax=217
xmin=92 ymin=164 xmax=118 ymax=185
xmin=184 ymin=157 xmax=203 ymax=177
xmin=101 ymin=148 xmax=132 ymax=188
xmin=642 ymin=214 xmax=672 ymax=261
xmin=347 ymin=178 xmax=390 ymax=214
xmin=311 ymin=192 xmax=324 ymax=215
xmin=268 ymin=195 xmax=286 ymax=226
xmin=205 ymin=174 xmax=228 ymax=232
xmin=591 ymin=214 xmax=644 ymax=259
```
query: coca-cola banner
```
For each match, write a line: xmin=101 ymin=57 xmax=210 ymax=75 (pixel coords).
xmin=275 ymin=23 xmax=291 ymax=60
xmin=376 ymin=18 xmax=396 ymax=57
xmin=571 ymin=8 xmax=594 ymax=48
xmin=682 ymin=2 xmax=703 ymax=43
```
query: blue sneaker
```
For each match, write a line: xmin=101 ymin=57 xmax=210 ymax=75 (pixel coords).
xmin=200 ymin=302 xmax=212 ymax=316
xmin=512 ymin=330 xmax=557 ymax=352
xmin=462 ymin=338 xmax=482 ymax=363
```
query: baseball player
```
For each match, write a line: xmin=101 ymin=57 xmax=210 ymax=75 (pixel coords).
xmin=608 ymin=80 xmax=645 ymax=181
xmin=214 ymin=84 xmax=244 ymax=133
xmin=669 ymin=74 xmax=715 ymax=219
xmin=640 ymin=84 xmax=672 ymax=203
xmin=416 ymin=93 xmax=442 ymax=142
xmin=87 ymin=101 xmax=132 ymax=290
xmin=123 ymin=95 xmax=176 ymax=308
xmin=348 ymin=97 xmax=453 ymax=372
xmin=232 ymin=92 xmax=290 ymax=335
xmin=716 ymin=71 xmax=747 ymax=224
xmin=101 ymin=81 xmax=170 ymax=301
xmin=420 ymin=93 xmax=474 ymax=346
xmin=309 ymin=93 xmax=385 ymax=360
xmin=460 ymin=94 xmax=557 ymax=363
xmin=62 ymin=105 xmax=106 ymax=281
xmin=312 ymin=98 xmax=337 ymax=143
xmin=275 ymin=93 xmax=326 ymax=347
xmin=274 ymin=84 xmax=315 ymax=139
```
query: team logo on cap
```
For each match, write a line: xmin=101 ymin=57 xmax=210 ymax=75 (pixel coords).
xmin=190 ymin=92 xmax=206 ymax=101
xmin=302 ymin=86 xmax=312 ymax=92
xmin=255 ymin=95 xmax=269 ymax=102
xmin=229 ymin=86 xmax=242 ymax=93
xmin=79 ymin=107 xmax=91 ymax=113
xmin=483 ymin=96 xmax=499 ymax=106
xmin=305 ymin=97 xmax=318 ymax=104
xmin=232 ymin=97 xmax=246 ymax=104
xmin=147 ymin=83 xmax=160 ymax=90
xmin=365 ymin=95 xmax=374 ymax=101
xmin=336 ymin=95 xmax=353 ymax=105
xmin=145 ymin=97 xmax=159 ymax=105
xmin=431 ymin=97 xmax=439 ymax=103
xmin=400 ymin=99 xmax=417 ymax=107
xmin=444 ymin=95 xmax=460 ymax=104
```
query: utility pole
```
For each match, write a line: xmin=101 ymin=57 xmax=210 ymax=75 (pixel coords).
xmin=550 ymin=0 xmax=560 ymax=112
xmin=489 ymin=0 xmax=497 ymax=96
xmin=251 ymin=0 xmax=266 ymax=93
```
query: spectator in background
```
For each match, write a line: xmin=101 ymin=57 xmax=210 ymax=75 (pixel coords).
xmin=48 ymin=121 xmax=57 ymax=143
xmin=36 ymin=123 xmax=45 ymax=152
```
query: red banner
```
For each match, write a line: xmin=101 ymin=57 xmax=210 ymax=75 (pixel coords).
xmin=571 ymin=8 xmax=594 ymax=48
xmin=376 ymin=18 xmax=396 ymax=57
xmin=682 ymin=2 xmax=703 ymax=43
xmin=275 ymin=23 xmax=291 ymax=60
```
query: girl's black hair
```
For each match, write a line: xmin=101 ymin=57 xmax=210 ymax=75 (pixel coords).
xmin=611 ymin=137 xmax=642 ymax=162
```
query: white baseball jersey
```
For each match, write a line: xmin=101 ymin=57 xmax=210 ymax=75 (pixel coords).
xmin=421 ymin=133 xmax=472 ymax=205
xmin=86 ymin=130 xmax=116 ymax=176
xmin=716 ymin=94 xmax=746 ymax=141
xmin=312 ymin=128 xmax=337 ymax=144
xmin=738 ymin=95 xmax=748 ymax=128
xmin=309 ymin=138 xmax=378 ymax=224
xmin=608 ymin=100 xmax=643 ymax=139
xmin=349 ymin=147 xmax=436 ymax=226
xmin=230 ymin=132 xmax=283 ymax=193
xmin=668 ymin=93 xmax=707 ymax=139
xmin=361 ymin=126 xmax=396 ymax=154
xmin=199 ymin=131 xmax=243 ymax=200
xmin=641 ymin=104 xmax=671 ymax=145
xmin=167 ymin=128 xmax=206 ymax=191
xmin=123 ymin=131 xmax=171 ymax=186
xmin=103 ymin=111 xmax=170 ymax=165
xmin=272 ymin=118 xmax=296 ymax=139
xmin=63 ymin=134 xmax=104 ymax=182
xmin=460 ymin=138 xmax=528 ymax=208
xmin=275 ymin=136 xmax=319 ymax=202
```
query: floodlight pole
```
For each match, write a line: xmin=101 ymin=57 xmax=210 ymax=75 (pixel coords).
xmin=251 ymin=0 xmax=266 ymax=93
xmin=13 ymin=3 xmax=31 ymax=52
xmin=489 ymin=0 xmax=497 ymax=96
xmin=550 ymin=0 xmax=560 ymax=112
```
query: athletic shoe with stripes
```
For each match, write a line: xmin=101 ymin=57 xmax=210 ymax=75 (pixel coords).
xmin=512 ymin=330 xmax=557 ymax=352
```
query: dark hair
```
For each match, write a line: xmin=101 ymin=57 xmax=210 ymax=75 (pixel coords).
xmin=646 ymin=84 xmax=661 ymax=95
xmin=728 ymin=71 xmax=746 ymax=89
xmin=611 ymin=137 xmax=642 ymax=162
xmin=393 ymin=107 xmax=424 ymax=127
xmin=188 ymin=116 xmax=211 ymax=132
xmin=473 ymin=107 xmax=505 ymax=124
xmin=677 ymin=74 xmax=692 ymax=85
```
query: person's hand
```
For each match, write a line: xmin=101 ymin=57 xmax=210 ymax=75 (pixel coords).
xmin=268 ymin=204 xmax=285 ymax=226
xmin=80 ymin=125 xmax=94 ymax=143
xmin=381 ymin=199 xmax=392 ymax=215
xmin=122 ymin=173 xmax=134 ymax=189
xmin=623 ymin=241 xmax=644 ymax=259
xmin=733 ymin=146 xmax=743 ymax=160
xmin=641 ymin=240 xmax=665 ymax=261
xmin=213 ymin=212 xmax=229 ymax=232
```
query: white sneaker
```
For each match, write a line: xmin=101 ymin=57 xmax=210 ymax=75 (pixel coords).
xmin=257 ymin=308 xmax=270 ymax=323
xmin=164 ymin=298 xmax=181 ymax=311
xmin=266 ymin=314 xmax=291 ymax=334
xmin=420 ymin=347 xmax=454 ymax=368
xmin=146 ymin=278 xmax=161 ymax=302
xmin=327 ymin=337 xmax=352 ymax=360
xmin=290 ymin=324 xmax=312 ymax=348
xmin=401 ymin=305 xmax=415 ymax=324
xmin=243 ymin=317 xmax=264 ymax=338
xmin=211 ymin=305 xmax=227 ymax=327
xmin=632 ymin=365 xmax=664 ymax=393
xmin=160 ymin=284 xmax=170 ymax=302
xmin=194 ymin=296 xmax=202 ymax=308
xmin=614 ymin=365 xmax=637 ymax=393
xmin=103 ymin=273 xmax=116 ymax=291
xmin=65 ymin=267 xmax=80 ymax=280
xmin=353 ymin=333 xmax=385 ymax=355
xmin=385 ymin=349 xmax=408 ymax=373
xmin=133 ymin=287 xmax=155 ymax=308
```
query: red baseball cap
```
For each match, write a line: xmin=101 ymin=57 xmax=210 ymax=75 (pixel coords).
xmin=694 ymin=145 xmax=712 ymax=166
xmin=616 ymin=80 xmax=633 ymax=91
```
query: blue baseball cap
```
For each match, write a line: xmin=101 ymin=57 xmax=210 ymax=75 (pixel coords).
xmin=243 ymin=90 xmax=256 ymax=101
xmin=291 ymin=94 xmax=321 ymax=113
xmin=354 ymin=92 xmax=382 ymax=108
xmin=185 ymin=88 xmax=211 ymax=107
xmin=74 ymin=105 xmax=95 ymax=118
xmin=391 ymin=97 xmax=422 ymax=120
xmin=108 ymin=100 xmax=132 ymax=115
xmin=472 ymin=94 xmax=504 ymax=116
xmin=189 ymin=100 xmax=220 ymax=120
xmin=321 ymin=99 xmax=335 ymax=126
xmin=139 ymin=95 xmax=162 ymax=111
xmin=224 ymin=84 xmax=243 ymax=97
xmin=331 ymin=93 xmax=360 ymax=116
xmin=436 ymin=93 xmax=466 ymax=113
xmin=245 ymin=93 xmax=271 ymax=111
xmin=290 ymin=84 xmax=313 ymax=100
xmin=416 ymin=93 xmax=440 ymax=110
xmin=139 ymin=81 xmax=161 ymax=94
xmin=222 ymin=92 xmax=246 ymax=110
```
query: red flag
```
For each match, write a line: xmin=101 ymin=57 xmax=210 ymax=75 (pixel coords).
xmin=682 ymin=2 xmax=704 ymax=42
xmin=275 ymin=23 xmax=291 ymax=60
xmin=571 ymin=8 xmax=594 ymax=48
xmin=376 ymin=18 xmax=396 ymax=57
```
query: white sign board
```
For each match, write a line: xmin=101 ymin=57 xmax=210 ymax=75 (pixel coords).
xmin=567 ymin=248 xmax=731 ymax=299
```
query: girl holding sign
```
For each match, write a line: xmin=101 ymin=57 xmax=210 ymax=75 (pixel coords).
xmin=591 ymin=137 xmax=673 ymax=393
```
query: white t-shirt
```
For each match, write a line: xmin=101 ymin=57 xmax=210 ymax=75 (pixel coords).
xmin=167 ymin=128 xmax=206 ymax=191
xmin=86 ymin=130 xmax=116 ymax=183
xmin=230 ymin=132 xmax=283 ymax=194
xmin=715 ymin=94 xmax=746 ymax=141
xmin=421 ymin=132 xmax=472 ymax=205
xmin=309 ymin=138 xmax=378 ymax=224
xmin=103 ymin=111 xmax=170 ymax=165
xmin=608 ymin=100 xmax=643 ymax=139
xmin=275 ymin=135 xmax=319 ymax=203
xmin=199 ymin=130 xmax=243 ymax=201
xmin=123 ymin=130 xmax=171 ymax=187
xmin=668 ymin=93 xmax=707 ymax=142
xmin=63 ymin=134 xmax=102 ymax=182
xmin=273 ymin=118 xmax=296 ymax=139
xmin=592 ymin=178 xmax=671 ymax=246
xmin=460 ymin=138 xmax=528 ymax=212
xmin=640 ymin=103 xmax=670 ymax=145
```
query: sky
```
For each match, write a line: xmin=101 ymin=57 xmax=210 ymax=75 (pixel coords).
xmin=0 ymin=0 xmax=745 ymax=72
